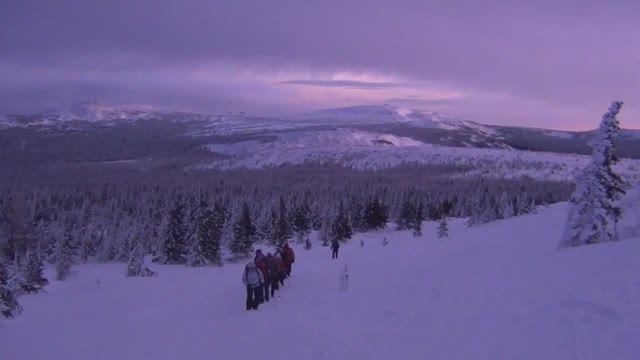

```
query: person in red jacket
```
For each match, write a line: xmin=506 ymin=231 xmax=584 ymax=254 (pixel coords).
xmin=282 ymin=243 xmax=295 ymax=277
xmin=254 ymin=249 xmax=270 ymax=302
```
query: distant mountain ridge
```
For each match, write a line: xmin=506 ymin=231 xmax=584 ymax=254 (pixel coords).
xmin=1 ymin=102 xmax=640 ymax=182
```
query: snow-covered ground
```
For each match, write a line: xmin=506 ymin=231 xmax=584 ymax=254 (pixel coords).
xmin=2 ymin=202 xmax=640 ymax=360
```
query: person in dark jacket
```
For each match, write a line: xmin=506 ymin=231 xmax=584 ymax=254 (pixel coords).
xmin=242 ymin=262 xmax=264 ymax=310
xmin=266 ymin=253 xmax=280 ymax=297
xmin=282 ymin=243 xmax=295 ymax=277
xmin=331 ymin=239 xmax=340 ymax=259
xmin=254 ymin=250 xmax=270 ymax=302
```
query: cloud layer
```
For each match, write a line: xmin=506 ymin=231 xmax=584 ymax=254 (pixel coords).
xmin=1 ymin=0 xmax=638 ymax=129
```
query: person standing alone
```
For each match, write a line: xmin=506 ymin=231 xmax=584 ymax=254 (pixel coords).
xmin=331 ymin=239 xmax=340 ymax=259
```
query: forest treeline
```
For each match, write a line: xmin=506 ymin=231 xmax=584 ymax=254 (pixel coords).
xmin=0 ymin=163 xmax=572 ymax=316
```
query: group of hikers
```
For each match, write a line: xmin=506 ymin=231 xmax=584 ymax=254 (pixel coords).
xmin=241 ymin=239 xmax=341 ymax=310
xmin=242 ymin=243 xmax=295 ymax=311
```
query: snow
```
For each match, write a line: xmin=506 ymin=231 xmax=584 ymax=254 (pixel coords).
xmin=2 ymin=202 xmax=640 ymax=360
xmin=618 ymin=186 xmax=640 ymax=240
xmin=544 ymin=130 xmax=575 ymax=139
xmin=200 ymin=137 xmax=640 ymax=183
xmin=205 ymin=129 xmax=423 ymax=156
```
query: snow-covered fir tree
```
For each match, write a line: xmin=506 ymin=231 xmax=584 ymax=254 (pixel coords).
xmin=158 ymin=200 xmax=188 ymax=264
xmin=187 ymin=203 xmax=223 ymax=266
xmin=292 ymin=200 xmax=312 ymax=244
xmin=437 ymin=217 xmax=449 ymax=239
xmin=561 ymin=101 xmax=625 ymax=247
xmin=54 ymin=220 xmax=76 ymax=281
xmin=319 ymin=214 xmax=332 ymax=246
xmin=229 ymin=203 xmax=256 ymax=259
xmin=396 ymin=197 xmax=415 ymax=231
xmin=272 ymin=197 xmax=293 ymax=247
xmin=20 ymin=245 xmax=48 ymax=293
xmin=331 ymin=203 xmax=352 ymax=242
xmin=126 ymin=235 xmax=156 ymax=277
xmin=411 ymin=201 xmax=426 ymax=237
xmin=126 ymin=238 xmax=145 ymax=277
xmin=498 ymin=192 xmax=515 ymax=219
xmin=0 ymin=257 xmax=22 ymax=319
xmin=362 ymin=197 xmax=388 ymax=231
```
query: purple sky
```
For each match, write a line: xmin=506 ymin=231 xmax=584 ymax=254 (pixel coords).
xmin=1 ymin=0 xmax=638 ymax=130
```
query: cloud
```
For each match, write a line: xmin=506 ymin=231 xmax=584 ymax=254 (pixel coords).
xmin=385 ymin=97 xmax=462 ymax=106
xmin=279 ymin=80 xmax=410 ymax=89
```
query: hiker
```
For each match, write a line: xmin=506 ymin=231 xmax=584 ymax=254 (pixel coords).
xmin=331 ymin=239 xmax=340 ymax=259
xmin=242 ymin=262 xmax=264 ymax=311
xmin=274 ymin=249 xmax=286 ymax=286
xmin=254 ymin=250 xmax=271 ymax=302
xmin=283 ymin=243 xmax=295 ymax=277
xmin=266 ymin=253 xmax=280 ymax=297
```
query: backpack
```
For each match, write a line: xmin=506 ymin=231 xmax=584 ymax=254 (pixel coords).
xmin=267 ymin=258 xmax=279 ymax=276
xmin=244 ymin=265 xmax=261 ymax=286
xmin=285 ymin=247 xmax=295 ymax=263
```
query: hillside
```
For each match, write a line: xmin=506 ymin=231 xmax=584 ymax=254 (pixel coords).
xmin=2 ymin=202 xmax=639 ymax=360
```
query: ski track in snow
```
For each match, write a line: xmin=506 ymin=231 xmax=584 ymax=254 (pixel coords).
xmin=2 ymin=203 xmax=640 ymax=360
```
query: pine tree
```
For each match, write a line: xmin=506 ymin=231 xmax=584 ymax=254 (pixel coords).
xmin=187 ymin=205 xmax=222 ymax=266
xmin=55 ymin=221 xmax=75 ymax=281
xmin=79 ymin=223 xmax=98 ymax=263
xmin=273 ymin=197 xmax=293 ymax=247
xmin=159 ymin=200 xmax=187 ymax=264
xmin=363 ymin=197 xmax=388 ymax=231
xmin=229 ymin=203 xmax=256 ymax=259
xmin=411 ymin=201 xmax=425 ymax=237
xmin=187 ymin=220 xmax=208 ymax=267
xmin=257 ymin=207 xmax=277 ymax=244
xmin=319 ymin=214 xmax=332 ymax=246
xmin=396 ymin=198 xmax=415 ymax=231
xmin=126 ymin=236 xmax=156 ymax=277
xmin=331 ymin=203 xmax=352 ymax=242
xmin=292 ymin=201 xmax=312 ymax=244
xmin=21 ymin=245 xmax=48 ymax=293
xmin=561 ymin=101 xmax=625 ymax=247
xmin=126 ymin=239 xmax=145 ymax=277
xmin=437 ymin=217 xmax=449 ymax=239
xmin=498 ymin=192 xmax=515 ymax=219
xmin=0 ymin=258 xmax=22 ymax=319
xmin=220 ymin=205 xmax=237 ymax=254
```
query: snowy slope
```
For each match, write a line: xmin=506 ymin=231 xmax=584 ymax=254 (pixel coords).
xmin=2 ymin=202 xmax=640 ymax=360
